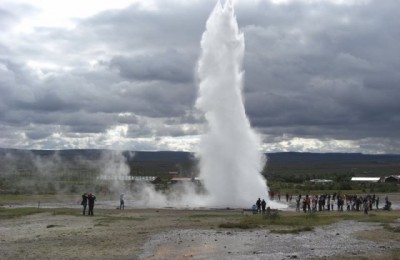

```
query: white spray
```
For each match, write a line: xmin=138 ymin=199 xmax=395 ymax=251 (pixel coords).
xmin=196 ymin=0 xmax=270 ymax=208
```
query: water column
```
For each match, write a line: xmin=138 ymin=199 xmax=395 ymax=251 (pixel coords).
xmin=196 ymin=0 xmax=270 ymax=207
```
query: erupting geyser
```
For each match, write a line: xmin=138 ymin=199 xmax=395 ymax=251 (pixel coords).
xmin=112 ymin=0 xmax=285 ymax=209
xmin=196 ymin=0 xmax=270 ymax=207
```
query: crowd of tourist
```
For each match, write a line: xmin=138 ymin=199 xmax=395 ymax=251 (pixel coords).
xmin=283 ymin=193 xmax=391 ymax=213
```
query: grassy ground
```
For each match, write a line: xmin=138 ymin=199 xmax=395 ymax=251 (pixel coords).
xmin=1 ymin=206 xmax=399 ymax=231
xmin=0 ymin=194 xmax=79 ymax=204
xmin=219 ymin=210 xmax=400 ymax=232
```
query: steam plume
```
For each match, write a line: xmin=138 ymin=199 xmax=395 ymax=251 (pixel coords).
xmin=196 ymin=0 xmax=269 ymax=207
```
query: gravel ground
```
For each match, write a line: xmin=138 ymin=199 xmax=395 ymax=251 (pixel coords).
xmin=139 ymin=221 xmax=398 ymax=260
xmin=1 ymin=194 xmax=399 ymax=259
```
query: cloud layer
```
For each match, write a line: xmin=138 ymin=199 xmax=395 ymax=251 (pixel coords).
xmin=0 ymin=0 xmax=399 ymax=153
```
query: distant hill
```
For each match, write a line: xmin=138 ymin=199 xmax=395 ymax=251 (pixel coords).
xmin=1 ymin=148 xmax=400 ymax=178
xmin=266 ymin=152 xmax=400 ymax=164
xmin=125 ymin=151 xmax=194 ymax=162
xmin=1 ymin=148 xmax=400 ymax=164
xmin=0 ymin=148 xmax=194 ymax=162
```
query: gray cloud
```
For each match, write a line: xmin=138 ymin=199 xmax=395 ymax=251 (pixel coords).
xmin=110 ymin=50 xmax=195 ymax=83
xmin=0 ymin=0 xmax=399 ymax=153
xmin=238 ymin=0 xmax=400 ymax=148
xmin=79 ymin=1 xmax=211 ymax=51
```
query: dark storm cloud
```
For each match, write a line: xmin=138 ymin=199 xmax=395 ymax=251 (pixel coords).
xmin=25 ymin=130 xmax=52 ymax=140
xmin=0 ymin=1 xmax=205 ymax=130
xmin=80 ymin=1 xmax=212 ymax=50
xmin=1 ymin=0 xmax=399 ymax=152
xmin=110 ymin=50 xmax=195 ymax=83
xmin=68 ymin=124 xmax=109 ymax=134
xmin=237 ymin=0 xmax=400 ymax=146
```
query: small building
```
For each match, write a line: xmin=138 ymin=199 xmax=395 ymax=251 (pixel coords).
xmin=170 ymin=177 xmax=201 ymax=184
xmin=384 ymin=175 xmax=400 ymax=183
xmin=351 ymin=177 xmax=381 ymax=183
xmin=97 ymin=175 xmax=156 ymax=182
xmin=309 ymin=179 xmax=333 ymax=183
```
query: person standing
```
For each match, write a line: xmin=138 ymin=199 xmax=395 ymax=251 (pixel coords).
xmin=376 ymin=196 xmax=380 ymax=209
xmin=120 ymin=193 xmax=125 ymax=210
xmin=363 ymin=198 xmax=369 ymax=214
xmin=81 ymin=192 xmax=88 ymax=215
xmin=252 ymin=204 xmax=257 ymax=214
xmin=88 ymin=193 xmax=96 ymax=216
xmin=261 ymin=199 xmax=266 ymax=214
xmin=327 ymin=194 xmax=331 ymax=211
xmin=256 ymin=198 xmax=261 ymax=213
xmin=306 ymin=195 xmax=311 ymax=212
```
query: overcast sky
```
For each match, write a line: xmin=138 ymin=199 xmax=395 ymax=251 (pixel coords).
xmin=1 ymin=0 xmax=399 ymax=154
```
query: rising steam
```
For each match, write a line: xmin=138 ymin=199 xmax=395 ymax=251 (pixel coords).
xmin=195 ymin=0 xmax=270 ymax=207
